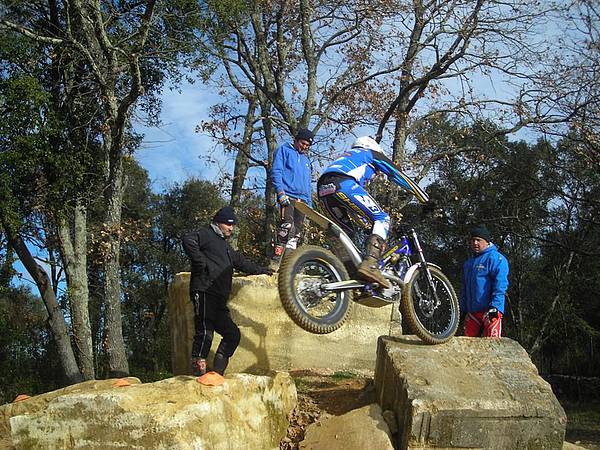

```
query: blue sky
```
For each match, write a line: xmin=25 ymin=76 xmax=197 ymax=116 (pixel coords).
xmin=135 ymin=79 xmax=224 ymax=191
xmin=133 ymin=71 xmax=531 ymax=194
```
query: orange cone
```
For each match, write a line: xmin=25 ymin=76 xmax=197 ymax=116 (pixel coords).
xmin=196 ymin=371 xmax=225 ymax=386
xmin=14 ymin=394 xmax=31 ymax=402
xmin=112 ymin=378 xmax=132 ymax=388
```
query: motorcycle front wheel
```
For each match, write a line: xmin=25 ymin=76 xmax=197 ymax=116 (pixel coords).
xmin=278 ymin=245 xmax=353 ymax=334
xmin=401 ymin=264 xmax=459 ymax=344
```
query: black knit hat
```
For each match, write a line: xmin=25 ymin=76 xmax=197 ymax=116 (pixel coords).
xmin=295 ymin=128 xmax=314 ymax=144
xmin=213 ymin=206 xmax=237 ymax=225
xmin=470 ymin=224 xmax=491 ymax=242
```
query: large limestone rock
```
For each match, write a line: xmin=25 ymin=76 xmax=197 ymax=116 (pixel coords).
xmin=300 ymin=403 xmax=394 ymax=450
xmin=169 ymin=272 xmax=398 ymax=376
xmin=4 ymin=372 xmax=296 ymax=450
xmin=0 ymin=377 xmax=142 ymax=444
xmin=374 ymin=336 xmax=567 ymax=450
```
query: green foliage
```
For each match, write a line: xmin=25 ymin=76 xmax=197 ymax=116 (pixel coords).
xmin=203 ymin=0 xmax=249 ymax=29
xmin=0 ymin=287 xmax=64 ymax=404
xmin=411 ymin=115 xmax=600 ymax=376
xmin=331 ymin=371 xmax=358 ymax=380
xmin=0 ymin=234 xmax=16 ymax=290
xmin=0 ymin=71 xmax=104 ymax=228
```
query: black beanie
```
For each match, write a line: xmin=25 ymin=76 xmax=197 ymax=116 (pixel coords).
xmin=213 ymin=206 xmax=237 ymax=225
xmin=470 ymin=224 xmax=491 ymax=242
xmin=295 ymin=128 xmax=314 ymax=144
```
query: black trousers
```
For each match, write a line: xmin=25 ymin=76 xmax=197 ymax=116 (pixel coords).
xmin=276 ymin=202 xmax=305 ymax=249
xmin=190 ymin=291 xmax=241 ymax=359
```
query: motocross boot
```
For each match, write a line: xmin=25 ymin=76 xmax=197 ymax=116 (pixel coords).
xmin=357 ymin=234 xmax=390 ymax=289
xmin=213 ymin=352 xmax=230 ymax=375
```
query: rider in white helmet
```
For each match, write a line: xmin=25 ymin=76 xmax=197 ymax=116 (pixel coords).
xmin=317 ymin=136 xmax=429 ymax=288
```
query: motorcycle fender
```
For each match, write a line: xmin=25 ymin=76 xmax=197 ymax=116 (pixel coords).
xmin=294 ymin=201 xmax=363 ymax=265
xmin=402 ymin=262 xmax=442 ymax=285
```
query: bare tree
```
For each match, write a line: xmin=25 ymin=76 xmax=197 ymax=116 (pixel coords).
xmin=529 ymin=0 xmax=600 ymax=164
xmin=199 ymin=0 xmax=408 ymax=244
xmin=363 ymin=1 xmax=570 ymax=164
xmin=200 ymin=1 xmax=591 ymax=212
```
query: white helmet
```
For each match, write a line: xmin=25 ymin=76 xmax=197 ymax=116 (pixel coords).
xmin=351 ymin=136 xmax=382 ymax=153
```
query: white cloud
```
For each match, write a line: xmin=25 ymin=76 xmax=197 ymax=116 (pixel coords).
xmin=135 ymin=79 xmax=225 ymax=192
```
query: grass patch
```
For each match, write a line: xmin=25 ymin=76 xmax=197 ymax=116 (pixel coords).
xmin=292 ymin=377 xmax=310 ymax=392
xmin=330 ymin=371 xmax=358 ymax=380
xmin=564 ymin=401 xmax=600 ymax=429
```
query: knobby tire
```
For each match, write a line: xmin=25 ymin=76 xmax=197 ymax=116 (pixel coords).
xmin=401 ymin=264 xmax=459 ymax=344
xmin=278 ymin=245 xmax=352 ymax=334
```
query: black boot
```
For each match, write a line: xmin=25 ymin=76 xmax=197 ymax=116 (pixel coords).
xmin=213 ymin=352 xmax=229 ymax=375
xmin=269 ymin=243 xmax=285 ymax=271
xmin=357 ymin=234 xmax=390 ymax=289
xmin=191 ymin=357 xmax=206 ymax=377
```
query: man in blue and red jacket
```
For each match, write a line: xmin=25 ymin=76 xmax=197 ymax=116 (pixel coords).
xmin=271 ymin=128 xmax=313 ymax=265
xmin=460 ymin=224 xmax=509 ymax=338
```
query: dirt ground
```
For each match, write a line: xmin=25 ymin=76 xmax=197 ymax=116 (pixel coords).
xmin=280 ymin=370 xmax=376 ymax=450
xmin=279 ymin=370 xmax=600 ymax=450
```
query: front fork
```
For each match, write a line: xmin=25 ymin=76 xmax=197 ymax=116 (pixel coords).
xmin=410 ymin=229 xmax=440 ymax=306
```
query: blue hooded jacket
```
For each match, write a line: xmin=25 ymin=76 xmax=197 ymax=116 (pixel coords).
xmin=460 ymin=243 xmax=509 ymax=314
xmin=272 ymin=142 xmax=312 ymax=206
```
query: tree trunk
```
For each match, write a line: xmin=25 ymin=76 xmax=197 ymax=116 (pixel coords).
xmin=230 ymin=98 xmax=257 ymax=210
xmin=392 ymin=109 xmax=409 ymax=163
xmin=103 ymin=155 xmax=130 ymax=377
xmin=5 ymin=225 xmax=83 ymax=384
xmin=57 ymin=201 xmax=95 ymax=380
xmin=260 ymin=97 xmax=278 ymax=250
xmin=382 ymin=107 xmax=411 ymax=208
xmin=529 ymin=251 xmax=575 ymax=356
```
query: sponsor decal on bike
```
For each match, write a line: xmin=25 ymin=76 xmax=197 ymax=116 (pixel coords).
xmin=383 ymin=245 xmax=399 ymax=259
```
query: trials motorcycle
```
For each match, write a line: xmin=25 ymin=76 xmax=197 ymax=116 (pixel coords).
xmin=277 ymin=201 xmax=460 ymax=345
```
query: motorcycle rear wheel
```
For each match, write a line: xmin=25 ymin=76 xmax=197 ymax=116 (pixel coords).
xmin=278 ymin=245 xmax=353 ymax=334
xmin=401 ymin=264 xmax=459 ymax=344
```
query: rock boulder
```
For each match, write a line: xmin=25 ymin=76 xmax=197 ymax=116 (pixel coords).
xmin=4 ymin=372 xmax=296 ymax=450
xmin=374 ymin=336 xmax=567 ymax=449
xmin=300 ymin=403 xmax=394 ymax=450
xmin=169 ymin=272 xmax=399 ymax=376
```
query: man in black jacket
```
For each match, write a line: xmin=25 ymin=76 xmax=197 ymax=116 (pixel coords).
xmin=182 ymin=206 xmax=273 ymax=376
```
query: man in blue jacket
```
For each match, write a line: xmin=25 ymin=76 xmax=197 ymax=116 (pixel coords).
xmin=460 ymin=224 xmax=509 ymax=337
xmin=271 ymin=128 xmax=313 ymax=266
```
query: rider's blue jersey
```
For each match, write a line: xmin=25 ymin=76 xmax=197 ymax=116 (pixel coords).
xmin=321 ymin=148 xmax=429 ymax=204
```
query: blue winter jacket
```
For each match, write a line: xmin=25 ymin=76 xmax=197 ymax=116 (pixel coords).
xmin=460 ymin=243 xmax=509 ymax=314
xmin=272 ymin=142 xmax=312 ymax=206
